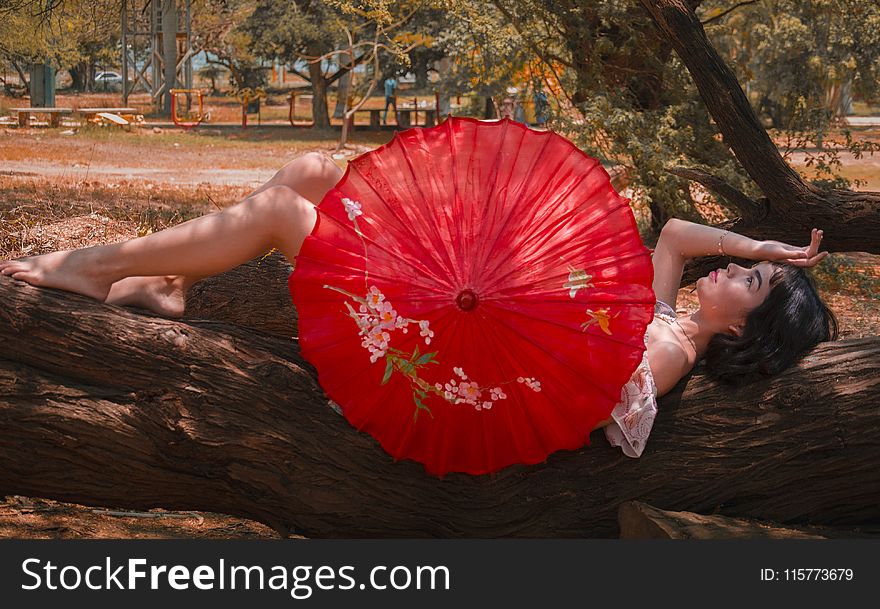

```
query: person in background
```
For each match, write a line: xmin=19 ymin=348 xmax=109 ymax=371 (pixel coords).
xmin=533 ymin=84 xmax=549 ymax=126
xmin=382 ymin=76 xmax=398 ymax=125
xmin=498 ymin=96 xmax=517 ymax=121
xmin=513 ymin=96 xmax=527 ymax=124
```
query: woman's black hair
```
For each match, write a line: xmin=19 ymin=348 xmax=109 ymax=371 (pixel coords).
xmin=702 ymin=262 xmax=839 ymax=386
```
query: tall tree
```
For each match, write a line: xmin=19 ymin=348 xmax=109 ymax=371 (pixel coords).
xmin=193 ymin=0 xmax=269 ymax=92
xmin=243 ymin=0 xmax=364 ymax=129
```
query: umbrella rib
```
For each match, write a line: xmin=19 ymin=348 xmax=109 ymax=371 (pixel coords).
xmin=482 ymin=198 xmax=629 ymax=296
xmin=393 ymin=130 xmax=462 ymax=283
xmin=483 ymin=298 xmax=651 ymax=352
xmin=468 ymin=119 xmax=515 ymax=283
xmin=470 ymin=309 xmax=578 ymax=465
xmin=290 ymin=254 xmax=448 ymax=300
xmin=499 ymin=171 xmax=617 ymax=274
xmin=484 ymin=246 xmax=648 ymax=302
xmin=474 ymin=132 xmax=554 ymax=284
xmin=348 ymin=162 xmax=452 ymax=291
xmin=480 ymin=304 xmax=630 ymax=404
xmin=313 ymin=207 xmax=451 ymax=294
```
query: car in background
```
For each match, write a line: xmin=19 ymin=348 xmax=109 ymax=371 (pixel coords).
xmin=95 ymin=71 xmax=123 ymax=91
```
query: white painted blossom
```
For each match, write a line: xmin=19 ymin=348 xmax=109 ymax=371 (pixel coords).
xmin=377 ymin=301 xmax=398 ymax=330
xmin=490 ymin=387 xmax=506 ymax=400
xmin=419 ymin=319 xmax=434 ymax=344
xmin=517 ymin=376 xmax=542 ymax=392
xmin=341 ymin=197 xmax=363 ymax=221
xmin=366 ymin=286 xmax=385 ymax=310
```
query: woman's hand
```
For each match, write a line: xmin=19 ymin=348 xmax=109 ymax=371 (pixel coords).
xmin=756 ymin=228 xmax=828 ymax=268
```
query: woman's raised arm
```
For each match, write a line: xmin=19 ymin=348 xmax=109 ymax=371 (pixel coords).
xmin=665 ymin=220 xmax=827 ymax=265
xmin=650 ymin=219 xmax=827 ymax=309
xmin=652 ymin=218 xmax=763 ymax=308
xmin=660 ymin=219 xmax=765 ymax=261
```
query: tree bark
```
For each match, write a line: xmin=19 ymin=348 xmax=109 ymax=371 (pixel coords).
xmin=617 ymin=501 xmax=880 ymax=539
xmin=307 ymin=53 xmax=331 ymax=130
xmin=639 ymin=0 xmax=880 ymax=272
xmin=1 ymin=271 xmax=878 ymax=538
xmin=184 ymin=253 xmax=297 ymax=339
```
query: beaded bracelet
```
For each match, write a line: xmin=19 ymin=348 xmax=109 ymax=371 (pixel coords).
xmin=718 ymin=230 xmax=730 ymax=256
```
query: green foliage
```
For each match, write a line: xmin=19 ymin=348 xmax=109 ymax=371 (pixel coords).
xmin=436 ymin=1 xmax=530 ymax=101
xmin=0 ymin=0 xmax=119 ymax=92
xmin=811 ymin=253 xmax=880 ymax=295
xmin=193 ymin=0 xmax=268 ymax=91
xmin=704 ymin=0 xmax=880 ymax=125
xmin=459 ymin=0 xmax=758 ymax=229
xmin=454 ymin=0 xmax=880 ymax=230
xmin=704 ymin=0 xmax=880 ymax=190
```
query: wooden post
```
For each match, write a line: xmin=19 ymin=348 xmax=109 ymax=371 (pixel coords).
xmin=161 ymin=0 xmax=178 ymax=116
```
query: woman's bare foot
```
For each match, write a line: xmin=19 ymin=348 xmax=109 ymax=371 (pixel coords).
xmin=104 ymin=275 xmax=191 ymax=318
xmin=0 ymin=249 xmax=116 ymax=302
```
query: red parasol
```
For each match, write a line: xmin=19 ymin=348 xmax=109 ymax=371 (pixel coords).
xmin=289 ymin=117 xmax=654 ymax=477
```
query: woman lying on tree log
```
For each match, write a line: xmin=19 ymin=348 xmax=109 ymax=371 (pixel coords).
xmin=0 ymin=152 xmax=838 ymax=458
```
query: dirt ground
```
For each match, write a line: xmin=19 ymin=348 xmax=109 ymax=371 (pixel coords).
xmin=1 ymin=115 xmax=878 ymax=539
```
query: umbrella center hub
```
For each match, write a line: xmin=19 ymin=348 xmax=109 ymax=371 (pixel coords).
xmin=455 ymin=289 xmax=478 ymax=311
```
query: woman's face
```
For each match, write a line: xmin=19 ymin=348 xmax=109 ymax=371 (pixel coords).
xmin=695 ymin=260 xmax=779 ymax=336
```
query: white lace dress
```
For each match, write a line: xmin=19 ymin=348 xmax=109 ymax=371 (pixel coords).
xmin=603 ymin=300 xmax=677 ymax=458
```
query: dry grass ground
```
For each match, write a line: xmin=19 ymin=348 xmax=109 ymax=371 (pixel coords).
xmin=1 ymin=119 xmax=878 ymax=539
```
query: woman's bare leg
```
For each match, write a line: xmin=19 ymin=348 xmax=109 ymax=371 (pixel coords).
xmin=248 ymin=150 xmax=343 ymax=203
xmin=101 ymin=152 xmax=343 ymax=314
xmin=0 ymin=185 xmax=317 ymax=308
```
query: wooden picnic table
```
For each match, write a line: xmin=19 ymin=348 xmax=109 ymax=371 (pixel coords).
xmin=78 ymin=107 xmax=143 ymax=130
xmin=10 ymin=107 xmax=73 ymax=128
xmin=396 ymin=108 xmax=437 ymax=128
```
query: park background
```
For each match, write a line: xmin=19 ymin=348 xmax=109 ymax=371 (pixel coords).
xmin=0 ymin=0 xmax=878 ymax=539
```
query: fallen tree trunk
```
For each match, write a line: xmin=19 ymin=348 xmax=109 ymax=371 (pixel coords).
xmin=1 ymin=274 xmax=878 ymax=538
xmin=184 ymin=253 xmax=297 ymax=339
xmin=617 ymin=501 xmax=880 ymax=539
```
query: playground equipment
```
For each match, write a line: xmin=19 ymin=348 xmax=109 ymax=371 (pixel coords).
xmin=169 ymin=88 xmax=206 ymax=131
xmin=122 ymin=0 xmax=195 ymax=115
xmin=238 ymin=87 xmax=266 ymax=129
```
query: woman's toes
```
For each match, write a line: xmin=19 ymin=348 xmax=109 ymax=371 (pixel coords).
xmin=1 ymin=262 xmax=25 ymax=276
xmin=11 ymin=270 xmax=43 ymax=285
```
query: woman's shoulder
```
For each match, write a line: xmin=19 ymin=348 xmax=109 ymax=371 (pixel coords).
xmin=646 ymin=301 xmax=692 ymax=397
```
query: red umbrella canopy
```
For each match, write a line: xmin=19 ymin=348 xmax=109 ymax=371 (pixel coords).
xmin=289 ymin=117 xmax=654 ymax=477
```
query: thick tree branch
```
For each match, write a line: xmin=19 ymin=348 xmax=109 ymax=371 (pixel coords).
xmin=639 ymin=0 xmax=811 ymax=202
xmin=665 ymin=165 xmax=765 ymax=221
xmin=1 ymin=272 xmax=878 ymax=538
xmin=639 ymin=0 xmax=880 ymax=255
xmin=699 ymin=0 xmax=759 ymax=26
